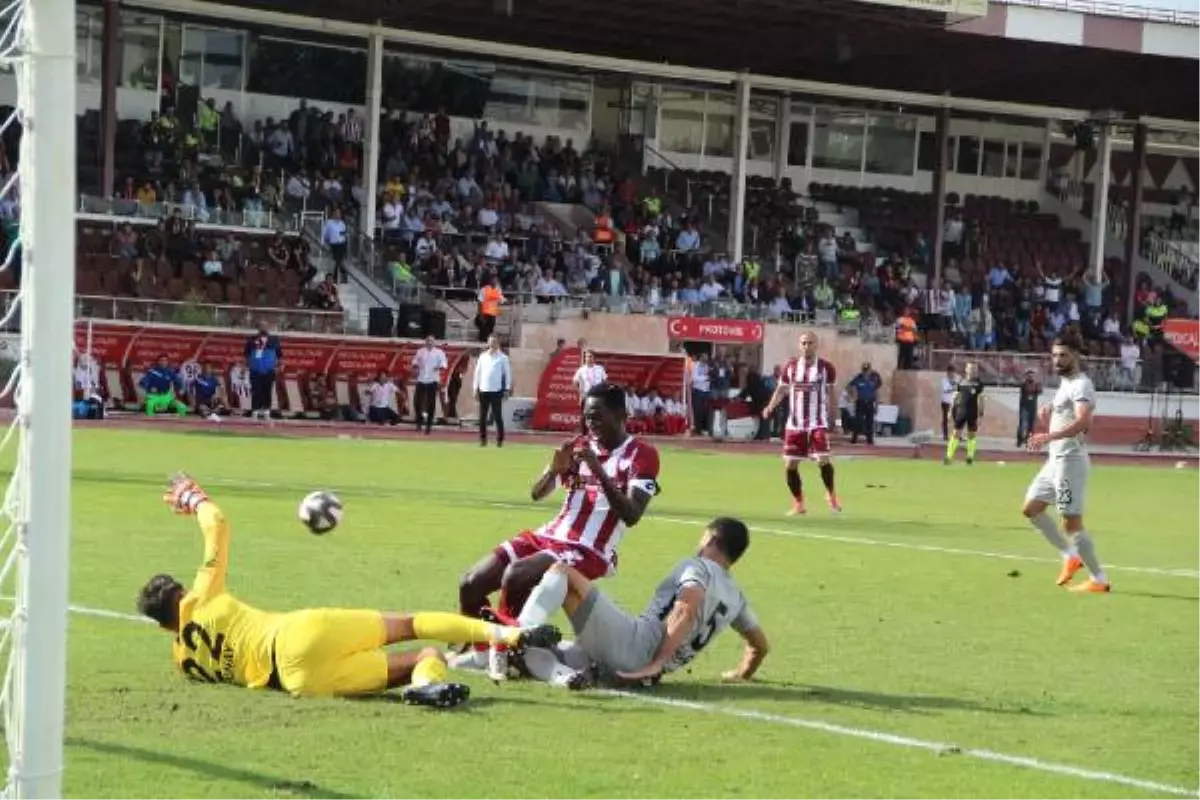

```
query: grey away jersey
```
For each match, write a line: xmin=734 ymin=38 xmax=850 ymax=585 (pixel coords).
xmin=1048 ymin=373 xmax=1096 ymax=459
xmin=641 ymin=556 xmax=759 ymax=673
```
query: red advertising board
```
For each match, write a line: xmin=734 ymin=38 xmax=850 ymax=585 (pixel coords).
xmin=1164 ymin=318 xmax=1199 ymax=364
xmin=666 ymin=316 xmax=764 ymax=344
xmin=532 ymin=347 xmax=686 ymax=432
xmin=73 ymin=321 xmax=477 ymax=385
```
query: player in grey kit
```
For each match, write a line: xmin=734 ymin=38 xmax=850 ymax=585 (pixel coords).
xmin=513 ymin=517 xmax=770 ymax=688
xmin=1023 ymin=334 xmax=1109 ymax=593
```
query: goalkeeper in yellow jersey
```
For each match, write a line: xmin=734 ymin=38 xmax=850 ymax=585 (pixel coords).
xmin=137 ymin=474 xmax=561 ymax=707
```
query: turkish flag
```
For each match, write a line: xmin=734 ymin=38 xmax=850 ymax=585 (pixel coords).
xmin=1163 ymin=318 xmax=1199 ymax=364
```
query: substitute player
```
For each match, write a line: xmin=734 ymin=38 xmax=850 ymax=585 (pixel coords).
xmin=138 ymin=475 xmax=561 ymax=705
xmin=1023 ymin=336 xmax=1109 ymax=593
xmin=945 ymin=361 xmax=985 ymax=465
xmin=455 ymin=382 xmax=660 ymax=676
xmin=762 ymin=332 xmax=841 ymax=514
xmin=516 ymin=517 xmax=768 ymax=689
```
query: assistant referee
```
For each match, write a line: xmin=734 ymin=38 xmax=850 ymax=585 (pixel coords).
xmin=945 ymin=362 xmax=985 ymax=465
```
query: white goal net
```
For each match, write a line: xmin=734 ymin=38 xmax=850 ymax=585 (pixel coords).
xmin=0 ymin=0 xmax=76 ymax=795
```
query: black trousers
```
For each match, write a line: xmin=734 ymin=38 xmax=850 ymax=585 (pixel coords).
xmin=941 ymin=402 xmax=951 ymax=440
xmin=477 ymin=314 xmax=496 ymax=343
xmin=852 ymin=399 xmax=876 ymax=444
xmin=414 ymin=382 xmax=439 ymax=430
xmin=478 ymin=391 xmax=505 ymax=443
xmin=250 ymin=370 xmax=275 ymax=413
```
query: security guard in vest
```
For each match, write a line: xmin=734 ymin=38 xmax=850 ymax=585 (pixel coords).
xmin=895 ymin=308 xmax=918 ymax=370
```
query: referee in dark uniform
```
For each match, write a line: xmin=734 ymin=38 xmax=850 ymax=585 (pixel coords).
xmin=945 ymin=361 xmax=985 ymax=465
xmin=847 ymin=362 xmax=882 ymax=445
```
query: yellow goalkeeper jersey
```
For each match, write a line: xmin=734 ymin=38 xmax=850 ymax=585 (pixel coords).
xmin=171 ymin=503 xmax=282 ymax=689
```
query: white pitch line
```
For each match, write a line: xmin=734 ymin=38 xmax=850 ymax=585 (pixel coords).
xmin=37 ymin=599 xmax=1200 ymax=799
xmin=602 ymin=691 xmax=1200 ymax=798
xmin=478 ymin=501 xmax=1200 ymax=580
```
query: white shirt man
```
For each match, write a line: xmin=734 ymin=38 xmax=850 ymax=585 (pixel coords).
xmin=484 ymin=237 xmax=509 ymax=262
xmin=573 ymin=356 xmax=607 ymax=402
xmin=699 ymin=278 xmax=724 ymax=302
xmin=413 ymin=342 xmax=448 ymax=385
xmin=74 ymin=355 xmax=101 ymax=399
xmin=412 ymin=339 xmax=448 ymax=432
xmin=473 ymin=338 xmax=512 ymax=446
xmin=381 ymin=199 xmax=403 ymax=233
xmin=367 ymin=378 xmax=397 ymax=409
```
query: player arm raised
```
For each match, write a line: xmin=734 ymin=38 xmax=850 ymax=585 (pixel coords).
xmin=619 ymin=583 xmax=706 ymax=681
xmin=163 ymin=475 xmax=229 ymax=603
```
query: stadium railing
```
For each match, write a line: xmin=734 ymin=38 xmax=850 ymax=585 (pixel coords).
xmin=0 ymin=290 xmax=346 ymax=334
xmin=1143 ymin=231 xmax=1200 ymax=290
xmin=996 ymin=0 xmax=1199 ymax=24
xmin=923 ymin=347 xmax=1197 ymax=393
xmin=78 ymin=195 xmax=308 ymax=233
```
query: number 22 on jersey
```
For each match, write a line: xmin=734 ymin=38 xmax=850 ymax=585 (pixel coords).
xmin=179 ymin=621 xmax=227 ymax=684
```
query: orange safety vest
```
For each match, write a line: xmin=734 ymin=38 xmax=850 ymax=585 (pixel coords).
xmin=480 ymin=286 xmax=503 ymax=317
xmin=896 ymin=315 xmax=917 ymax=344
xmin=593 ymin=214 xmax=614 ymax=244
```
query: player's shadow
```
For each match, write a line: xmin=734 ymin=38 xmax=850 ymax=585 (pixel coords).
xmin=1117 ymin=589 xmax=1199 ymax=603
xmin=67 ymin=737 xmax=362 ymax=799
xmin=650 ymin=680 xmax=1046 ymax=717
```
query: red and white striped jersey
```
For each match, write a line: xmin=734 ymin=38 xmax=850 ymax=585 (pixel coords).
xmin=781 ymin=357 xmax=837 ymax=432
xmin=538 ymin=435 xmax=661 ymax=567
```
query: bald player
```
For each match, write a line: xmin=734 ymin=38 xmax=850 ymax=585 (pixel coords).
xmin=514 ymin=517 xmax=769 ymax=689
xmin=762 ymin=332 xmax=841 ymax=514
xmin=1023 ymin=335 xmax=1109 ymax=593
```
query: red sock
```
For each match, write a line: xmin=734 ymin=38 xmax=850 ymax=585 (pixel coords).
xmin=494 ymin=593 xmax=520 ymax=626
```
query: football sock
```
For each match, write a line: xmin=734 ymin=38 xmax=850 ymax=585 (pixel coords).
xmin=411 ymin=654 xmax=450 ymax=687
xmin=1071 ymin=531 xmax=1107 ymax=583
xmin=521 ymin=646 xmax=580 ymax=688
xmin=945 ymin=437 xmax=960 ymax=460
xmin=786 ymin=469 xmax=803 ymax=500
xmin=966 ymin=438 xmax=978 ymax=460
xmin=1030 ymin=512 xmax=1075 ymax=557
xmin=819 ymin=462 xmax=836 ymax=493
xmin=518 ymin=570 xmax=567 ymax=628
xmin=412 ymin=612 xmax=515 ymax=646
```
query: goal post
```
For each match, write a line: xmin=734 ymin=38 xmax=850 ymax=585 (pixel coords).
xmin=5 ymin=0 xmax=76 ymax=793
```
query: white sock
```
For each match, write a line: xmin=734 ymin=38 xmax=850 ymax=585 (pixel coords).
xmin=1030 ymin=512 xmax=1077 ymax=558
xmin=517 ymin=570 xmax=568 ymax=628
xmin=521 ymin=646 xmax=581 ymax=688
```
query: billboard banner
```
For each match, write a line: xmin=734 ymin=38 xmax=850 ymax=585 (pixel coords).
xmin=666 ymin=316 xmax=764 ymax=344
xmin=532 ymin=346 xmax=687 ymax=432
xmin=1164 ymin=318 xmax=1199 ymax=364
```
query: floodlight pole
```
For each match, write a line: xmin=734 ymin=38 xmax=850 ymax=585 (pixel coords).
xmin=13 ymin=0 xmax=76 ymax=795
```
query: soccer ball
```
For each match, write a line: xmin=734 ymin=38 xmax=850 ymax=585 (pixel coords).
xmin=298 ymin=491 xmax=342 ymax=535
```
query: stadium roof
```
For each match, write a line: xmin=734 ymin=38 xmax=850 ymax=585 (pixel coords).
xmin=153 ymin=0 xmax=1200 ymax=123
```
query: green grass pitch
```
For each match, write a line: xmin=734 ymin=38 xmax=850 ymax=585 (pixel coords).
xmin=20 ymin=430 xmax=1200 ymax=797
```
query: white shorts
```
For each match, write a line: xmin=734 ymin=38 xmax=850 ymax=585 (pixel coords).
xmin=1025 ymin=455 xmax=1090 ymax=517
xmin=568 ymin=587 xmax=664 ymax=675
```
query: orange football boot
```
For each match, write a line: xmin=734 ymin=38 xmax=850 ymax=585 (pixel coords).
xmin=1068 ymin=578 xmax=1111 ymax=594
xmin=826 ymin=492 xmax=842 ymax=513
xmin=787 ymin=500 xmax=807 ymax=516
xmin=1055 ymin=555 xmax=1084 ymax=587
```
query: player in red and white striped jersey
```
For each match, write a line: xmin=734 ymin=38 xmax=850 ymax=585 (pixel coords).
xmin=763 ymin=332 xmax=842 ymax=515
xmin=454 ymin=383 xmax=660 ymax=677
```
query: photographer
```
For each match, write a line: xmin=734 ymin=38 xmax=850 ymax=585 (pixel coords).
xmin=1016 ymin=370 xmax=1041 ymax=447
